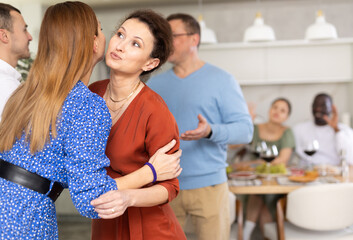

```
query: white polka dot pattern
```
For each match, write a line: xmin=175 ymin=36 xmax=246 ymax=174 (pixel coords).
xmin=0 ymin=81 xmax=117 ymax=239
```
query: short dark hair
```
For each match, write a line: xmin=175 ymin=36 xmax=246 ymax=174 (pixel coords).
xmin=271 ymin=97 xmax=292 ymax=115
xmin=0 ymin=3 xmax=21 ymax=31
xmin=313 ymin=93 xmax=332 ymax=104
xmin=167 ymin=13 xmax=201 ymax=47
xmin=120 ymin=9 xmax=173 ymax=76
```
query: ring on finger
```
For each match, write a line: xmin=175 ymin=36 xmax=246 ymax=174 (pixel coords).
xmin=111 ymin=208 xmax=115 ymax=213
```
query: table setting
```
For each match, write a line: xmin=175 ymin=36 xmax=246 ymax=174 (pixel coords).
xmin=228 ymin=162 xmax=343 ymax=185
xmin=228 ymin=140 xmax=346 ymax=194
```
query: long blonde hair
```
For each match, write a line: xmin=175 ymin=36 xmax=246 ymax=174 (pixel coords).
xmin=0 ymin=1 xmax=98 ymax=153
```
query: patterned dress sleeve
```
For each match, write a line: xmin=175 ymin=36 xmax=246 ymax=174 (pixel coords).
xmin=145 ymin=94 xmax=180 ymax=203
xmin=62 ymin=91 xmax=117 ymax=218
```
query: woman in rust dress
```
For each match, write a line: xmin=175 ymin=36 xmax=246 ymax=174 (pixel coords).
xmin=90 ymin=10 xmax=186 ymax=240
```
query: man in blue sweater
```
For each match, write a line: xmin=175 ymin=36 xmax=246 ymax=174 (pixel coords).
xmin=148 ymin=13 xmax=253 ymax=240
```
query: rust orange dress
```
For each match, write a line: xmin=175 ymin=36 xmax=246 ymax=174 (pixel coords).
xmin=89 ymin=80 xmax=186 ymax=240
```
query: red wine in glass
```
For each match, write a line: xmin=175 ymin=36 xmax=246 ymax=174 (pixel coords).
xmin=260 ymin=145 xmax=278 ymax=180
xmin=303 ymin=140 xmax=319 ymax=170
xmin=260 ymin=145 xmax=278 ymax=164
xmin=262 ymin=156 xmax=276 ymax=163
xmin=304 ymin=150 xmax=316 ymax=156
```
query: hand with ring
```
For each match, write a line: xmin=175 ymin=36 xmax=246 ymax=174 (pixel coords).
xmin=91 ymin=190 xmax=131 ymax=219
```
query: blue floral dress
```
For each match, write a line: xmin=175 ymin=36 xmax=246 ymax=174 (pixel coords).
xmin=0 ymin=81 xmax=117 ymax=239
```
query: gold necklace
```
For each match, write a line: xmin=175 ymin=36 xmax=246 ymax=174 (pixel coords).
xmin=105 ymin=80 xmax=142 ymax=123
xmin=106 ymin=95 xmax=129 ymax=125
xmin=107 ymin=101 xmax=126 ymax=113
xmin=109 ymin=80 xmax=141 ymax=103
xmin=109 ymin=101 xmax=127 ymax=123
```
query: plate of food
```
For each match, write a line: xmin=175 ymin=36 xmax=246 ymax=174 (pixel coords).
xmin=255 ymin=163 xmax=290 ymax=178
xmin=288 ymin=175 xmax=317 ymax=183
xmin=228 ymin=171 xmax=257 ymax=180
xmin=234 ymin=164 xmax=255 ymax=172
xmin=288 ymin=170 xmax=319 ymax=182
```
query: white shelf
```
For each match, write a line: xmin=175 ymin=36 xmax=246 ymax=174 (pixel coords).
xmin=199 ymin=38 xmax=353 ymax=85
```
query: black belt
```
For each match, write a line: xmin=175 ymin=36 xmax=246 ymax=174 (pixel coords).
xmin=0 ymin=159 xmax=64 ymax=202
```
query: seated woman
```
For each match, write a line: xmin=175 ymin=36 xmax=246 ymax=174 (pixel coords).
xmin=232 ymin=97 xmax=295 ymax=240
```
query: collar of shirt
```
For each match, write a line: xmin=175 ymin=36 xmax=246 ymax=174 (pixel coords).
xmin=0 ymin=59 xmax=22 ymax=82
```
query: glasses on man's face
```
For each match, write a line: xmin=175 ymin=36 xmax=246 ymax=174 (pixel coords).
xmin=172 ymin=33 xmax=195 ymax=38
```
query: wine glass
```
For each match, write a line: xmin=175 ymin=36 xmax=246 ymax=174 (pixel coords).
xmin=250 ymin=141 xmax=267 ymax=158
xmin=260 ymin=144 xmax=279 ymax=180
xmin=261 ymin=144 xmax=279 ymax=167
xmin=303 ymin=139 xmax=319 ymax=171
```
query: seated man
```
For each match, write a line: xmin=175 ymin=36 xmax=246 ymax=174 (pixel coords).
xmin=293 ymin=93 xmax=353 ymax=168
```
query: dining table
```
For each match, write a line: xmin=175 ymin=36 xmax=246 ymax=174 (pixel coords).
xmin=228 ymin=169 xmax=352 ymax=240
xmin=229 ymin=177 xmax=303 ymax=195
xmin=228 ymin=176 xmax=353 ymax=195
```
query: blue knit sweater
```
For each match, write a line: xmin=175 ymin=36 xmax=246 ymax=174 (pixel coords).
xmin=148 ymin=63 xmax=253 ymax=190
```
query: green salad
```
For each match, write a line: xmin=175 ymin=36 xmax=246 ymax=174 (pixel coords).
xmin=255 ymin=163 xmax=287 ymax=174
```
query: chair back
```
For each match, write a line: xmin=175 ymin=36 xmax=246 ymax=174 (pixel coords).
xmin=286 ymin=183 xmax=353 ymax=231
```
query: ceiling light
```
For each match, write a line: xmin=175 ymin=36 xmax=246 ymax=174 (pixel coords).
xmin=305 ymin=10 xmax=338 ymax=40
xmin=244 ymin=12 xmax=276 ymax=42
xmin=197 ymin=0 xmax=217 ymax=44
xmin=198 ymin=15 xmax=217 ymax=44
